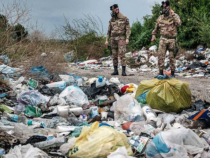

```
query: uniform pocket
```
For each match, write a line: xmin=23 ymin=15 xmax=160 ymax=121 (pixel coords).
xmin=111 ymin=22 xmax=118 ymax=30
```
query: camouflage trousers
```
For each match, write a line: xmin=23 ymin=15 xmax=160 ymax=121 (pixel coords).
xmin=111 ymin=39 xmax=126 ymax=66
xmin=158 ymin=37 xmax=176 ymax=71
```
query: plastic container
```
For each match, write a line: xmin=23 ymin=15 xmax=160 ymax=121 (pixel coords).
xmin=57 ymin=106 xmax=69 ymax=118
xmin=76 ymin=78 xmax=83 ymax=86
xmin=142 ymin=106 xmax=157 ymax=122
xmin=46 ymin=81 xmax=66 ymax=91
xmin=69 ymin=107 xmax=83 ymax=116
xmin=101 ymin=112 xmax=108 ymax=119
xmin=96 ymin=76 xmax=106 ymax=88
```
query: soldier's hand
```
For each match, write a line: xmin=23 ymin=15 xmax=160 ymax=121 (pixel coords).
xmin=151 ymin=37 xmax=156 ymax=42
xmin=105 ymin=41 xmax=108 ymax=46
xmin=170 ymin=9 xmax=175 ymax=16
xmin=126 ymin=39 xmax=129 ymax=45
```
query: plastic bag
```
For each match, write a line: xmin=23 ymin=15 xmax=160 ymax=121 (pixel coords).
xmin=0 ymin=105 xmax=13 ymax=113
xmin=15 ymin=90 xmax=49 ymax=114
xmin=146 ymin=129 xmax=209 ymax=158
xmin=59 ymin=85 xmax=89 ymax=107
xmin=3 ymin=144 xmax=48 ymax=158
xmin=135 ymin=79 xmax=192 ymax=112
xmin=17 ymin=90 xmax=48 ymax=107
xmin=14 ymin=123 xmax=34 ymax=143
xmin=107 ymin=146 xmax=135 ymax=158
xmin=59 ymin=137 xmax=76 ymax=155
xmin=24 ymin=105 xmax=42 ymax=117
xmin=114 ymin=94 xmax=144 ymax=123
xmin=109 ymin=77 xmax=120 ymax=84
xmin=69 ymin=122 xmax=133 ymax=158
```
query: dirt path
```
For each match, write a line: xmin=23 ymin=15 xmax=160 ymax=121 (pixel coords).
xmin=69 ymin=68 xmax=210 ymax=102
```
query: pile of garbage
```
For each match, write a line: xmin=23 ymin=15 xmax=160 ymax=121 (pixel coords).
xmin=65 ymin=45 xmax=210 ymax=78
xmin=1 ymin=61 xmax=210 ymax=158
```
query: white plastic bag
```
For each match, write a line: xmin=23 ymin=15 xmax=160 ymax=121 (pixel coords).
xmin=59 ymin=85 xmax=89 ymax=107
xmin=107 ymin=146 xmax=136 ymax=158
xmin=149 ymin=56 xmax=158 ymax=66
xmin=3 ymin=144 xmax=48 ymax=158
xmin=14 ymin=123 xmax=34 ymax=143
xmin=109 ymin=77 xmax=120 ymax=84
xmin=59 ymin=137 xmax=76 ymax=155
xmin=114 ymin=94 xmax=144 ymax=123
xmin=146 ymin=129 xmax=209 ymax=158
xmin=149 ymin=45 xmax=157 ymax=51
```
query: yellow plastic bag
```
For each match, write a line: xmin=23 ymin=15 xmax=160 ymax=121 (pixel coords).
xmin=135 ymin=78 xmax=191 ymax=112
xmin=69 ymin=122 xmax=133 ymax=158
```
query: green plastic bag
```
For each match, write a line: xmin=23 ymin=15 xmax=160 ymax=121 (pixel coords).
xmin=27 ymin=79 xmax=38 ymax=89
xmin=0 ymin=105 xmax=12 ymax=113
xmin=25 ymin=105 xmax=42 ymax=117
xmin=70 ymin=128 xmax=82 ymax=137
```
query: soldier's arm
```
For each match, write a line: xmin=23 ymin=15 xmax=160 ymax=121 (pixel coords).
xmin=106 ymin=20 xmax=112 ymax=41
xmin=125 ymin=17 xmax=131 ymax=39
xmin=173 ymin=13 xmax=182 ymax=27
xmin=152 ymin=18 xmax=160 ymax=38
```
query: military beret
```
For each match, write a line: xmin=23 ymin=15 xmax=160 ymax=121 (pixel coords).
xmin=110 ymin=4 xmax=119 ymax=10
xmin=161 ymin=1 xmax=170 ymax=8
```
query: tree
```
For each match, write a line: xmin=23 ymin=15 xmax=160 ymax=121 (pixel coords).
xmin=128 ymin=0 xmax=210 ymax=50
xmin=14 ymin=23 xmax=28 ymax=41
xmin=0 ymin=14 xmax=8 ymax=32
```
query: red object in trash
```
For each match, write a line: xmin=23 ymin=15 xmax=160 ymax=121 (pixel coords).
xmin=122 ymin=122 xmax=132 ymax=130
xmin=163 ymin=70 xmax=171 ymax=76
xmin=121 ymin=85 xmax=129 ymax=95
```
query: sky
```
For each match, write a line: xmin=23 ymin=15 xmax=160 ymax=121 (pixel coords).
xmin=1 ymin=0 xmax=163 ymax=37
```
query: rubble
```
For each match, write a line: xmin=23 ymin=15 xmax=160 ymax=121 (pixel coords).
xmin=0 ymin=47 xmax=210 ymax=158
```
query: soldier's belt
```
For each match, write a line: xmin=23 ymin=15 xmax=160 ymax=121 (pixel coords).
xmin=111 ymin=34 xmax=125 ymax=37
xmin=161 ymin=35 xmax=176 ymax=39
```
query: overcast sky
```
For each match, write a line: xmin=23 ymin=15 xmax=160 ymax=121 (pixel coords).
xmin=1 ymin=0 xmax=162 ymax=37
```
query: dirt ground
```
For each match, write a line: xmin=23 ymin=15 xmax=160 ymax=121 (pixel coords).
xmin=69 ymin=68 xmax=210 ymax=102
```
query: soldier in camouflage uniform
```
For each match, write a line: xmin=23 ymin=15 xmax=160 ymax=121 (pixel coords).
xmin=105 ymin=4 xmax=131 ymax=76
xmin=151 ymin=1 xmax=182 ymax=77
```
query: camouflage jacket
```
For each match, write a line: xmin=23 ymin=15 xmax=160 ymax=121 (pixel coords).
xmin=106 ymin=13 xmax=131 ymax=41
xmin=152 ymin=10 xmax=182 ymax=38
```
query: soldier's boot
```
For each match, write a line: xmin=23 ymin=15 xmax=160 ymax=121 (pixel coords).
xmin=122 ymin=66 xmax=127 ymax=76
xmin=111 ymin=66 xmax=119 ymax=75
xmin=155 ymin=70 xmax=163 ymax=78
xmin=171 ymin=70 xmax=175 ymax=78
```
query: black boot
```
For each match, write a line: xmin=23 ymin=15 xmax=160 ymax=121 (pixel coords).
xmin=111 ymin=66 xmax=118 ymax=75
xmin=171 ymin=70 xmax=175 ymax=78
xmin=122 ymin=66 xmax=127 ymax=76
xmin=155 ymin=70 xmax=163 ymax=78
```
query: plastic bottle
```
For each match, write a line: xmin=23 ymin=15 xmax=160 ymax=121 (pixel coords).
xmin=28 ymin=120 xmax=42 ymax=127
xmin=96 ymin=76 xmax=106 ymax=88
xmin=46 ymin=81 xmax=66 ymax=91
xmin=3 ymin=112 xmax=28 ymax=124
xmin=34 ymin=137 xmax=66 ymax=149
xmin=142 ymin=106 xmax=157 ymax=123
